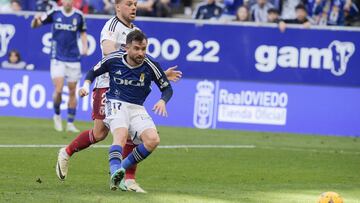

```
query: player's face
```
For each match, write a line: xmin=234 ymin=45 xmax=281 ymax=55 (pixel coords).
xmin=62 ymin=0 xmax=73 ymax=10
xmin=126 ymin=39 xmax=147 ymax=65
xmin=116 ymin=0 xmax=137 ymax=23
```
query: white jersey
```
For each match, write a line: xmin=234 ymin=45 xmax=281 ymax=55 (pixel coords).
xmin=94 ymin=16 xmax=138 ymax=88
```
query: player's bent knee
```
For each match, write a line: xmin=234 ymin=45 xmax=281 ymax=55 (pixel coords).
xmin=93 ymin=130 xmax=108 ymax=141
xmin=93 ymin=127 xmax=109 ymax=142
xmin=142 ymin=129 xmax=160 ymax=151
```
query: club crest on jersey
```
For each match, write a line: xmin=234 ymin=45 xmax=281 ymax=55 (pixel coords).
xmin=139 ymin=73 xmax=145 ymax=82
xmin=72 ymin=18 xmax=77 ymax=25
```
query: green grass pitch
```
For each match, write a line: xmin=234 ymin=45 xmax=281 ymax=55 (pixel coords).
xmin=0 ymin=117 xmax=359 ymax=202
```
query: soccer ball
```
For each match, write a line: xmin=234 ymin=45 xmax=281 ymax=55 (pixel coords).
xmin=318 ymin=192 xmax=343 ymax=203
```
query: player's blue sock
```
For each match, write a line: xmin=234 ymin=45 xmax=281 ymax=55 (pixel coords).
xmin=109 ymin=145 xmax=123 ymax=175
xmin=121 ymin=144 xmax=151 ymax=170
xmin=67 ymin=108 xmax=76 ymax=123
xmin=54 ymin=102 xmax=61 ymax=115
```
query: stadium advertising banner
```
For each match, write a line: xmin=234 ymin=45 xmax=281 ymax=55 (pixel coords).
xmin=1 ymin=14 xmax=360 ymax=86
xmin=1 ymin=69 xmax=359 ymax=136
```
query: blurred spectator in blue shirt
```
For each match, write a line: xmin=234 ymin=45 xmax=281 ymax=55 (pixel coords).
xmin=154 ymin=0 xmax=172 ymax=17
xmin=193 ymin=0 xmax=224 ymax=20
xmin=137 ymin=0 xmax=156 ymax=16
xmin=87 ymin=0 xmax=104 ymax=13
xmin=308 ymin=0 xmax=351 ymax=26
xmin=222 ymin=0 xmax=243 ymax=17
xmin=245 ymin=0 xmax=279 ymax=9
xmin=36 ymin=0 xmax=57 ymax=11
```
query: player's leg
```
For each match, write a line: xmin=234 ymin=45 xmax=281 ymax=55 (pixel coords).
xmin=123 ymin=140 xmax=137 ymax=178
xmin=65 ymin=62 xmax=82 ymax=132
xmin=120 ymin=111 xmax=159 ymax=192
xmin=56 ymin=120 xmax=110 ymax=180
xmin=106 ymin=100 xmax=131 ymax=191
xmin=66 ymin=81 xmax=79 ymax=132
xmin=121 ymin=128 xmax=159 ymax=171
xmin=56 ymin=88 xmax=110 ymax=180
xmin=50 ymin=59 xmax=65 ymax=132
xmin=122 ymin=139 xmax=146 ymax=193
xmin=109 ymin=127 xmax=128 ymax=191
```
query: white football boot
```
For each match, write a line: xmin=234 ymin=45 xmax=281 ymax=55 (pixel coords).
xmin=66 ymin=122 xmax=80 ymax=133
xmin=125 ymin=179 xmax=147 ymax=193
xmin=56 ymin=147 xmax=70 ymax=180
xmin=53 ymin=115 xmax=63 ymax=132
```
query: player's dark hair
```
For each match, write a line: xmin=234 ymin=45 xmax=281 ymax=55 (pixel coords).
xmin=267 ymin=8 xmax=279 ymax=15
xmin=115 ymin=0 xmax=122 ymax=4
xmin=295 ymin=4 xmax=306 ymax=12
xmin=126 ymin=30 xmax=147 ymax=45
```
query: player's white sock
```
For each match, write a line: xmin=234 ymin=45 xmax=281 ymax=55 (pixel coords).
xmin=53 ymin=114 xmax=63 ymax=132
xmin=66 ymin=122 xmax=80 ymax=133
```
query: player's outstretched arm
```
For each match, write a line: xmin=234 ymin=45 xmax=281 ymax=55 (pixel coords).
xmin=78 ymin=61 xmax=109 ymax=97
xmin=152 ymin=83 xmax=173 ymax=117
xmin=164 ymin=65 xmax=182 ymax=82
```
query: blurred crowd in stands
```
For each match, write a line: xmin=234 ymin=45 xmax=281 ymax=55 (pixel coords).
xmin=0 ymin=0 xmax=359 ymax=26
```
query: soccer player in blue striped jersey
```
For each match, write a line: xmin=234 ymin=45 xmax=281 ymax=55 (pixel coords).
xmin=31 ymin=0 xmax=88 ymax=133
xmin=79 ymin=30 xmax=173 ymax=191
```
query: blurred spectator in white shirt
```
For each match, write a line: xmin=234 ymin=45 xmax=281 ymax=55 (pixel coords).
xmin=280 ymin=0 xmax=301 ymax=19
xmin=250 ymin=0 xmax=274 ymax=22
xmin=0 ymin=0 xmax=12 ymax=12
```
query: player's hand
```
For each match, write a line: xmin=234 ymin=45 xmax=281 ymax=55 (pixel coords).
xmin=165 ymin=65 xmax=182 ymax=82
xmin=152 ymin=99 xmax=168 ymax=117
xmin=78 ymin=87 xmax=89 ymax=97
xmin=78 ymin=82 xmax=90 ymax=97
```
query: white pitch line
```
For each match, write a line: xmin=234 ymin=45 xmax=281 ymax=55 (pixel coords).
xmin=0 ymin=144 xmax=256 ymax=149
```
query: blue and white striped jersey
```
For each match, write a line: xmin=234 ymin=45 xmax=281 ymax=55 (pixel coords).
xmin=86 ymin=51 xmax=173 ymax=106
xmin=41 ymin=7 xmax=87 ymax=62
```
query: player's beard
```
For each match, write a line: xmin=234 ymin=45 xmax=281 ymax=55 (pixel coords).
xmin=135 ymin=55 xmax=144 ymax=65
xmin=129 ymin=55 xmax=144 ymax=66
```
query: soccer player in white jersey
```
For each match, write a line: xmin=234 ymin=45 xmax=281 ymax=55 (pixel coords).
xmin=81 ymin=30 xmax=173 ymax=191
xmin=31 ymin=0 xmax=88 ymax=133
xmin=56 ymin=0 xmax=182 ymax=193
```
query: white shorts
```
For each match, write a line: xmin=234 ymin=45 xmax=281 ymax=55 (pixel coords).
xmin=104 ymin=99 xmax=157 ymax=145
xmin=50 ymin=59 xmax=82 ymax=82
